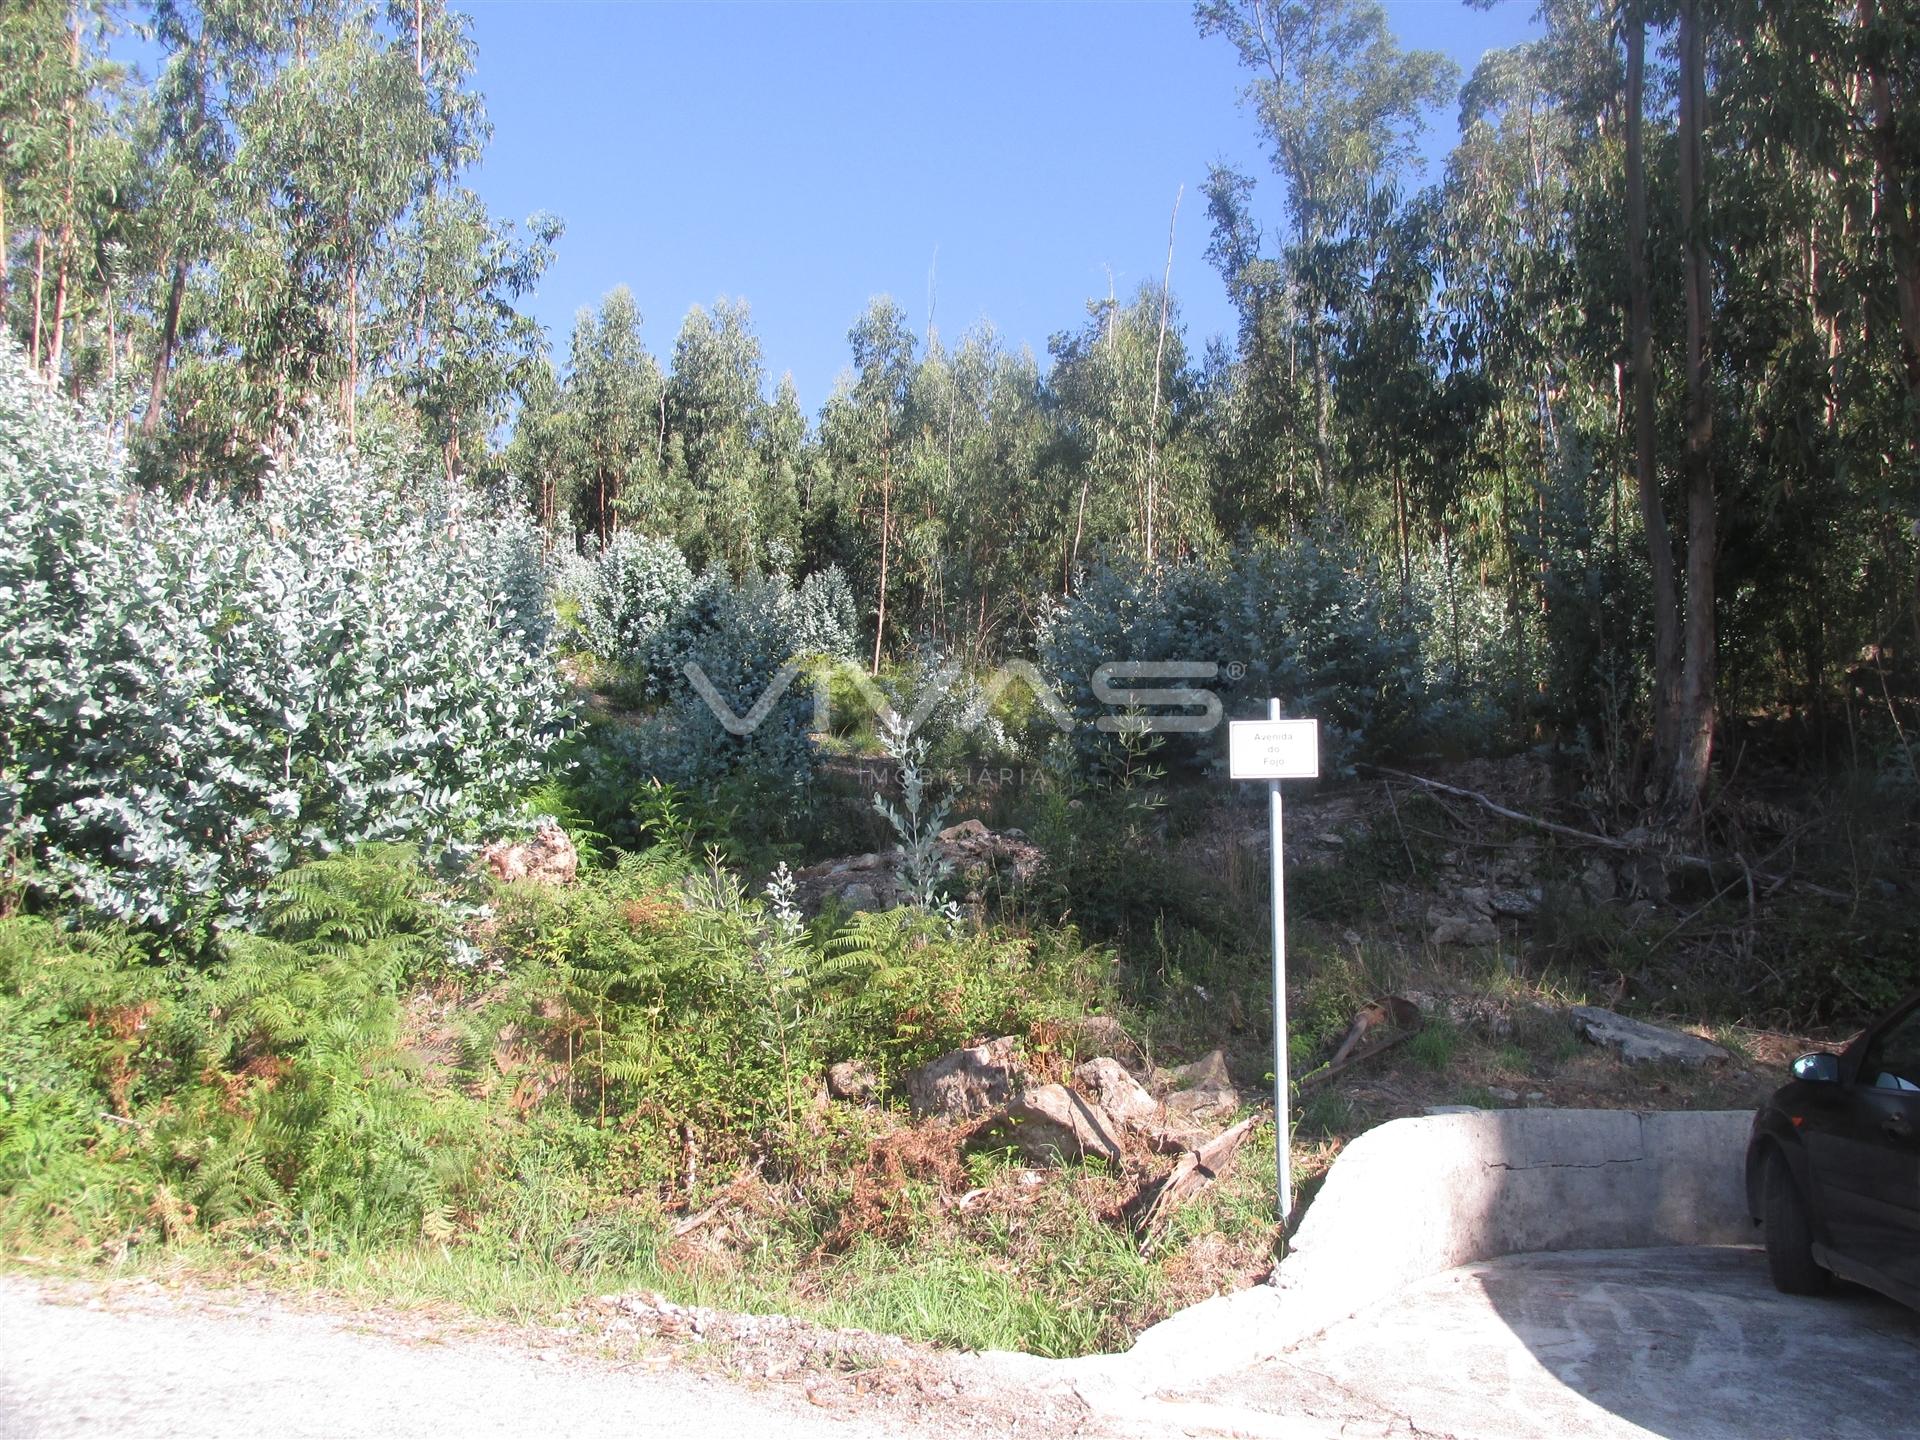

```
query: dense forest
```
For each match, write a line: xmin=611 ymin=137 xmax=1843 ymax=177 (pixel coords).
xmin=7 ymin=0 xmax=1920 ymax=818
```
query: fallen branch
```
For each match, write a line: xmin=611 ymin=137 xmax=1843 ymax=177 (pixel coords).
xmin=1297 ymin=1029 xmax=1418 ymax=1096
xmin=670 ymin=1199 xmax=728 ymax=1239
xmin=1128 ymin=1114 xmax=1259 ymax=1249
xmin=1366 ymin=766 xmax=1849 ymax=902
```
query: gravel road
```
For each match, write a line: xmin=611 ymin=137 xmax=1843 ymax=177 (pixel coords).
xmin=0 ymin=1274 xmax=1059 ymax=1439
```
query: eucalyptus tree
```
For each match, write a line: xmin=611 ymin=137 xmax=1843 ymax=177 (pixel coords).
xmin=665 ymin=297 xmax=766 ymax=571
xmin=0 ymin=2 xmax=71 ymax=335
xmin=754 ymin=372 xmax=807 ymax=563
xmin=1195 ymin=0 xmax=1456 ymax=504
xmin=819 ymin=297 xmax=915 ymax=670
xmin=947 ymin=328 xmax=1056 ymax=657
xmin=502 ymin=352 xmax=566 ymax=532
xmin=562 ymin=285 xmax=665 ymax=544
xmin=1 ymin=0 xmax=119 ymax=381
xmin=388 ymin=192 xmax=558 ymax=483
xmin=1436 ymin=22 xmax=1622 ymax=725
xmin=1047 ymin=284 xmax=1211 ymax=583
xmin=1200 ymin=162 xmax=1319 ymax=535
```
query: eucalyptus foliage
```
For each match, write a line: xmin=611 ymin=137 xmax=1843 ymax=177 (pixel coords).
xmin=1040 ymin=537 xmax=1439 ymax=778
xmin=0 ymin=351 xmax=568 ymax=934
xmin=558 ymin=531 xmax=859 ymax=790
xmin=561 ymin=531 xmax=695 ymax=665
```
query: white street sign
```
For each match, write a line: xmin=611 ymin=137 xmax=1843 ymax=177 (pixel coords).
xmin=1228 ymin=717 xmax=1320 ymax=780
xmin=1232 ymin=703 xmax=1318 ymax=1233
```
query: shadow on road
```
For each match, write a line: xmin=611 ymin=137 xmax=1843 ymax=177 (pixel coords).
xmin=1477 ymin=1246 xmax=1920 ymax=1440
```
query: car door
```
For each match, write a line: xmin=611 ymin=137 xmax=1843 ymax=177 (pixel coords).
xmin=1852 ymin=1003 xmax=1920 ymax=1293
xmin=1806 ymin=1000 xmax=1920 ymax=1294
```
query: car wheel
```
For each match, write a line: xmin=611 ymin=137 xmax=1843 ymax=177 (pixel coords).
xmin=1762 ymin=1149 xmax=1830 ymax=1295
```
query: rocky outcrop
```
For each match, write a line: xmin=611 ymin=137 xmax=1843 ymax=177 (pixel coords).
xmin=903 ymin=1036 xmax=1024 ymax=1119
xmin=1570 ymin=1006 xmax=1730 ymax=1067
xmin=1157 ymin=1048 xmax=1246 ymax=1131
xmin=1074 ymin=1058 xmax=1158 ymax=1128
xmin=982 ymin=1084 xmax=1124 ymax=1166
xmin=789 ymin=823 xmax=1044 ymax=915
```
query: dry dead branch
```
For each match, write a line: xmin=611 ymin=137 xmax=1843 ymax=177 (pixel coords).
xmin=1127 ymin=1114 xmax=1260 ymax=1249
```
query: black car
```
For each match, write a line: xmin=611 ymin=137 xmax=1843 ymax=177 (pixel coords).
xmin=1746 ymin=989 xmax=1920 ymax=1310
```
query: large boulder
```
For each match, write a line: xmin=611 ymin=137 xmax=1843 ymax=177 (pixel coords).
xmin=1075 ymin=1057 xmax=1158 ymax=1128
xmin=904 ymin=1036 xmax=1023 ymax=1119
xmin=983 ymin=1084 xmax=1123 ymax=1167
xmin=1570 ymin=1005 xmax=1730 ymax=1067
xmin=481 ymin=817 xmax=579 ymax=886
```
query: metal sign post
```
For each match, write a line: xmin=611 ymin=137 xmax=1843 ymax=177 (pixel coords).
xmin=1227 ymin=702 xmax=1319 ymax=1226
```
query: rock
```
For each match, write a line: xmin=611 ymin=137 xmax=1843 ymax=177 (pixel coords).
xmin=1580 ymin=856 xmax=1618 ymax=903
xmin=1402 ymin=989 xmax=1525 ymax=1040
xmin=837 ymin=882 xmax=886 ymax=912
xmin=825 ymin=1060 xmax=876 ymax=1103
xmin=983 ymin=1085 xmax=1123 ymax=1166
xmin=1487 ymin=1086 xmax=1520 ymax=1103
xmin=1074 ymin=1057 xmax=1158 ymax=1127
xmin=1456 ymin=885 xmax=1495 ymax=916
xmin=1158 ymin=1048 xmax=1244 ymax=1125
xmin=1428 ymin=908 xmax=1499 ymax=946
xmin=1570 ymin=1005 xmax=1730 ymax=1068
xmin=1489 ymin=887 xmax=1542 ymax=918
xmin=789 ymin=826 xmax=1042 ymax=915
xmin=904 ymin=1036 xmax=1023 ymax=1119
xmin=481 ymin=817 xmax=579 ymax=886
xmin=1425 ymin=1104 xmax=1482 ymax=1115
xmin=1164 ymin=1049 xmax=1234 ymax=1093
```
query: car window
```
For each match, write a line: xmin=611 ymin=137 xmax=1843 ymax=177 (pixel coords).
xmin=1862 ymin=1007 xmax=1920 ymax=1092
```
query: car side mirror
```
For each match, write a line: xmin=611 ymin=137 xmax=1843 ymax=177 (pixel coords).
xmin=1792 ymin=1052 xmax=1841 ymax=1084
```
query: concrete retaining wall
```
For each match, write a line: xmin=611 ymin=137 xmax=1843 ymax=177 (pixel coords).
xmin=1075 ymin=1108 xmax=1753 ymax=1398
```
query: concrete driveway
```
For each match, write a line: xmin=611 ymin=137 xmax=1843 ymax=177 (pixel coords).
xmin=1162 ymin=1246 xmax=1920 ymax=1439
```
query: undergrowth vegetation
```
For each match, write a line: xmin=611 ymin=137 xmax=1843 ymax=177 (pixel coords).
xmin=0 ymin=838 xmax=1272 ymax=1355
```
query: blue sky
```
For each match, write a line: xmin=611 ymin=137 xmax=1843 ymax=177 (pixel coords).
xmin=473 ymin=3 xmax=1542 ymax=408
xmin=468 ymin=0 xmax=1541 ymax=409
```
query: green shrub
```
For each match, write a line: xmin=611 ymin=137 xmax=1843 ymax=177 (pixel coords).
xmin=0 ymin=348 xmax=568 ymax=936
xmin=1039 ymin=534 xmax=1443 ymax=781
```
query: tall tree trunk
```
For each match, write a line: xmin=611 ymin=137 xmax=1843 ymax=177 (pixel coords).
xmin=1669 ymin=0 xmax=1718 ymax=813
xmin=1309 ymin=315 xmax=1331 ymax=505
xmin=1625 ymin=6 xmax=1684 ymax=791
xmin=1393 ymin=462 xmax=1411 ymax=606
xmin=345 ymin=248 xmax=359 ymax=446
xmin=143 ymin=256 xmax=187 ymax=437
xmin=1861 ymin=0 xmax=1920 ymax=418
xmin=31 ymin=232 xmax=46 ymax=372
xmin=1145 ymin=185 xmax=1182 ymax=564
xmin=47 ymin=10 xmax=80 ymax=381
xmin=871 ymin=437 xmax=891 ymax=675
